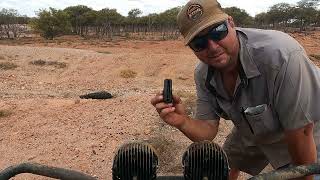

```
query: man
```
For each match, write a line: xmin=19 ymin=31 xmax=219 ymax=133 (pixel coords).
xmin=150 ymin=0 xmax=320 ymax=179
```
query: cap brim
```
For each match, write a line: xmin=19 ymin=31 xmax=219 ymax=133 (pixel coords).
xmin=183 ymin=14 xmax=229 ymax=46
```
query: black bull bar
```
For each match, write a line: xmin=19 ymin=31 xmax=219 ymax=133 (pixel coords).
xmin=1 ymin=162 xmax=320 ymax=180
xmin=1 ymin=141 xmax=319 ymax=180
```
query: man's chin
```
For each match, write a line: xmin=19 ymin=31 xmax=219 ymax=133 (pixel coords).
xmin=208 ymin=58 xmax=227 ymax=68
xmin=210 ymin=63 xmax=228 ymax=70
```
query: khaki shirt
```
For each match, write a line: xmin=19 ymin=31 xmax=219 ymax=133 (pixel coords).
xmin=194 ymin=28 xmax=320 ymax=146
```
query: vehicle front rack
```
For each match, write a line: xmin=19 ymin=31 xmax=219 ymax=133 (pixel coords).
xmin=1 ymin=141 xmax=319 ymax=180
xmin=1 ymin=161 xmax=320 ymax=179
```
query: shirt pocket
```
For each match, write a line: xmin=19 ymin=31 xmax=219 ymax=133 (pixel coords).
xmin=243 ymin=104 xmax=277 ymax=135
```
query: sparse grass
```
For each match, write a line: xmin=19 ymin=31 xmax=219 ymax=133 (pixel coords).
xmin=0 ymin=62 xmax=18 ymax=70
xmin=176 ymin=90 xmax=195 ymax=99
xmin=97 ymin=51 xmax=112 ymax=54
xmin=120 ymin=69 xmax=137 ymax=78
xmin=0 ymin=110 xmax=12 ymax=118
xmin=146 ymin=135 xmax=183 ymax=174
xmin=177 ymin=75 xmax=189 ymax=80
xmin=0 ymin=55 xmax=5 ymax=60
xmin=176 ymin=90 xmax=196 ymax=116
xmin=29 ymin=59 xmax=67 ymax=68
xmin=47 ymin=61 xmax=67 ymax=68
xmin=30 ymin=59 xmax=46 ymax=66
xmin=310 ymin=54 xmax=320 ymax=61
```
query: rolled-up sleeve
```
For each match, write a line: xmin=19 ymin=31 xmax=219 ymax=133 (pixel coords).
xmin=194 ymin=65 xmax=220 ymax=121
xmin=274 ymin=50 xmax=320 ymax=130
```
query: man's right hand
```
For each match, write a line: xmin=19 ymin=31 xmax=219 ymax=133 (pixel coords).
xmin=151 ymin=92 xmax=220 ymax=142
xmin=150 ymin=92 xmax=189 ymax=129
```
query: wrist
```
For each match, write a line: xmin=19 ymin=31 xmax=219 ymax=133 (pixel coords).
xmin=177 ymin=115 xmax=191 ymax=131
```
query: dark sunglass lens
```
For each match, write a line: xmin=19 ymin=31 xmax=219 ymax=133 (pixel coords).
xmin=215 ymin=22 xmax=227 ymax=31
xmin=208 ymin=30 xmax=228 ymax=41
xmin=208 ymin=22 xmax=228 ymax=41
xmin=190 ymin=37 xmax=207 ymax=52
xmin=189 ymin=22 xmax=228 ymax=52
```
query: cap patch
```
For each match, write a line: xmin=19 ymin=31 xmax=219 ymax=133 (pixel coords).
xmin=187 ymin=4 xmax=203 ymax=21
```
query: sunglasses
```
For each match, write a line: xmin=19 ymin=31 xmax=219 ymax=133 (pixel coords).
xmin=189 ymin=21 xmax=228 ymax=52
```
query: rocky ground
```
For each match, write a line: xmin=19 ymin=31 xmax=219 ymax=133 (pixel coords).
xmin=0 ymin=31 xmax=319 ymax=179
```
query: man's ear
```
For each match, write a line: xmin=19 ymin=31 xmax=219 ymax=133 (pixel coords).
xmin=227 ymin=16 xmax=236 ymax=28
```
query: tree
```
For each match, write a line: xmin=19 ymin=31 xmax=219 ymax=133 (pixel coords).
xmin=254 ymin=12 xmax=269 ymax=28
xmin=0 ymin=8 xmax=28 ymax=39
xmin=156 ymin=7 xmax=181 ymax=39
xmin=127 ymin=8 xmax=142 ymax=33
xmin=316 ymin=9 xmax=320 ymax=26
xmin=63 ymin=5 xmax=92 ymax=35
xmin=267 ymin=3 xmax=294 ymax=28
xmin=97 ymin=8 xmax=123 ymax=25
xmin=293 ymin=0 xmax=319 ymax=30
xmin=83 ymin=10 xmax=98 ymax=27
xmin=223 ymin=7 xmax=253 ymax=27
xmin=157 ymin=7 xmax=181 ymax=26
xmin=96 ymin=8 xmax=124 ymax=37
xmin=30 ymin=8 xmax=71 ymax=39
xmin=128 ymin=8 xmax=142 ymax=19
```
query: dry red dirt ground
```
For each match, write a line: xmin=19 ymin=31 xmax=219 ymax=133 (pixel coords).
xmin=0 ymin=31 xmax=320 ymax=180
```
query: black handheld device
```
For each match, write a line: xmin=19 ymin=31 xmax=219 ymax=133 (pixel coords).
xmin=163 ymin=79 xmax=173 ymax=104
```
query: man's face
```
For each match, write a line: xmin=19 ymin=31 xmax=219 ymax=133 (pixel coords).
xmin=189 ymin=17 xmax=239 ymax=70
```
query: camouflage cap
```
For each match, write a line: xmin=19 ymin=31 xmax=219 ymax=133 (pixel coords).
xmin=177 ymin=0 xmax=229 ymax=45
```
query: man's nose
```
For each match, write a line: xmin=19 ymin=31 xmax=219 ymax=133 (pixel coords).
xmin=207 ymin=39 xmax=220 ymax=50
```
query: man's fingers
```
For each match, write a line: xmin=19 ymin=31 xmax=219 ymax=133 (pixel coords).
xmin=159 ymin=107 xmax=175 ymax=118
xmin=155 ymin=102 xmax=173 ymax=114
xmin=172 ymin=95 xmax=182 ymax=104
xmin=150 ymin=95 xmax=163 ymax=106
xmin=155 ymin=102 xmax=173 ymax=110
xmin=156 ymin=91 xmax=163 ymax=96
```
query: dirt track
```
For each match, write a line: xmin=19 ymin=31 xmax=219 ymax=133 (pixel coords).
xmin=0 ymin=31 xmax=319 ymax=179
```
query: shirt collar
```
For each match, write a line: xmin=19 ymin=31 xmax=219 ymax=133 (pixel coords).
xmin=237 ymin=28 xmax=261 ymax=79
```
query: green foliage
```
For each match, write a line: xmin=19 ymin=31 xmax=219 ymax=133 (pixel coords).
xmin=254 ymin=0 xmax=320 ymax=29
xmin=128 ymin=8 xmax=142 ymax=19
xmin=157 ymin=7 xmax=182 ymax=26
xmin=63 ymin=5 xmax=93 ymax=34
xmin=267 ymin=3 xmax=294 ymax=27
xmin=254 ymin=12 xmax=269 ymax=27
xmin=294 ymin=0 xmax=319 ymax=29
xmin=139 ymin=13 xmax=158 ymax=26
xmin=126 ymin=8 xmax=143 ymax=27
xmin=97 ymin=8 xmax=124 ymax=26
xmin=0 ymin=8 xmax=28 ymax=25
xmin=30 ymin=8 xmax=71 ymax=39
xmin=0 ymin=8 xmax=29 ymax=38
xmin=83 ymin=10 xmax=98 ymax=26
xmin=0 ymin=8 xmax=19 ymax=24
xmin=8 ymin=1 xmax=320 ymax=39
xmin=224 ymin=7 xmax=254 ymax=27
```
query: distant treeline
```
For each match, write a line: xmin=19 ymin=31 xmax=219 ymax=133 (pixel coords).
xmin=0 ymin=0 xmax=319 ymax=40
